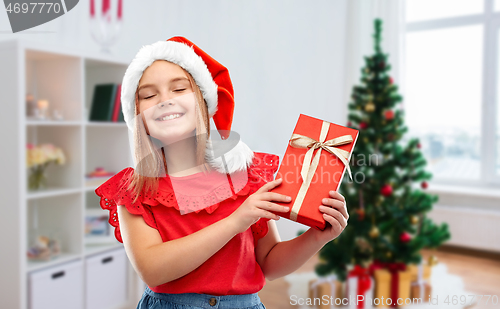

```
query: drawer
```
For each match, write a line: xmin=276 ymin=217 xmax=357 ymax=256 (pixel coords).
xmin=85 ymin=248 xmax=127 ymax=309
xmin=29 ymin=259 xmax=83 ymax=309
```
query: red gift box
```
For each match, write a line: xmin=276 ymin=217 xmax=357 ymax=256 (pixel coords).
xmin=270 ymin=114 xmax=359 ymax=230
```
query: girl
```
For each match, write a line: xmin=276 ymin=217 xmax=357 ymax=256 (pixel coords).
xmin=96 ymin=37 xmax=349 ymax=309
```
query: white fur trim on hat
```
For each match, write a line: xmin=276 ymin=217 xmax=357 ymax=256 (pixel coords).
xmin=121 ymin=40 xmax=218 ymax=131
xmin=205 ymin=139 xmax=255 ymax=174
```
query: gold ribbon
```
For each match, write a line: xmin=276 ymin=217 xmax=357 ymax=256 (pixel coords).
xmin=289 ymin=121 xmax=353 ymax=221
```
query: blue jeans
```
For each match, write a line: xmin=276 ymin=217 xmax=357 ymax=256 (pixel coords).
xmin=137 ymin=286 xmax=267 ymax=309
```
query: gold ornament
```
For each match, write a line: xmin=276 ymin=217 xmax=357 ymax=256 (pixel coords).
xmin=369 ymin=226 xmax=380 ymax=238
xmin=428 ymin=255 xmax=438 ymax=266
xmin=377 ymin=138 xmax=382 ymax=144
xmin=386 ymin=251 xmax=392 ymax=258
xmin=365 ymin=102 xmax=375 ymax=112
xmin=410 ymin=215 xmax=419 ymax=225
xmin=363 ymin=137 xmax=369 ymax=143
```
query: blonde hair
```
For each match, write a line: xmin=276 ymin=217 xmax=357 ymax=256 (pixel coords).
xmin=128 ymin=61 xmax=211 ymax=204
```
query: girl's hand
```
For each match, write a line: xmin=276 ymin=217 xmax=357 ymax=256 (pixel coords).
xmin=309 ymin=190 xmax=349 ymax=244
xmin=228 ymin=178 xmax=292 ymax=234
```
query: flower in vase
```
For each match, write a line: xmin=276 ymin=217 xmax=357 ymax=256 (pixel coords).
xmin=26 ymin=143 xmax=66 ymax=190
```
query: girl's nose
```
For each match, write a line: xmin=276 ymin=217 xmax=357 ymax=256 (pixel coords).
xmin=158 ymin=100 xmax=173 ymax=108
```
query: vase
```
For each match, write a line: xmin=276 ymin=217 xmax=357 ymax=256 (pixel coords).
xmin=28 ymin=165 xmax=48 ymax=190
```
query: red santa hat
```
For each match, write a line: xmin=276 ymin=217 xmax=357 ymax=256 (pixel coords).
xmin=121 ymin=36 xmax=254 ymax=174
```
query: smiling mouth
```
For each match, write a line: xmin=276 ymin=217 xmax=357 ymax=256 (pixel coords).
xmin=155 ymin=113 xmax=184 ymax=122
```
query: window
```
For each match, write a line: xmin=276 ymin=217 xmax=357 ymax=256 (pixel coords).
xmin=405 ymin=0 xmax=500 ymax=185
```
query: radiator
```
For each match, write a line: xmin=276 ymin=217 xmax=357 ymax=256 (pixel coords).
xmin=428 ymin=205 xmax=500 ymax=252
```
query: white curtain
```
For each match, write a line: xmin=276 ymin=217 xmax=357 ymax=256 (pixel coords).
xmin=342 ymin=0 xmax=407 ymax=118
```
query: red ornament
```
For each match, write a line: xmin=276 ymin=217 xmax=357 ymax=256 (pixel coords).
xmin=347 ymin=121 xmax=352 ymax=127
xmin=359 ymin=122 xmax=368 ymax=129
xmin=417 ymin=142 xmax=421 ymax=149
xmin=384 ymin=110 xmax=394 ymax=120
xmin=421 ymin=181 xmax=428 ymax=189
xmin=380 ymin=184 xmax=393 ymax=197
xmin=355 ymin=209 xmax=365 ymax=221
xmin=389 ymin=76 xmax=394 ymax=84
xmin=400 ymin=232 xmax=411 ymax=243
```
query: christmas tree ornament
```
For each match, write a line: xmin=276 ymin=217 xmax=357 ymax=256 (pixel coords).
xmin=363 ymin=137 xmax=369 ymax=143
xmin=355 ymin=209 xmax=365 ymax=221
xmin=380 ymin=184 xmax=393 ymax=197
xmin=417 ymin=142 xmax=421 ymax=149
xmin=421 ymin=181 xmax=428 ymax=189
xmin=369 ymin=226 xmax=379 ymax=238
xmin=355 ymin=237 xmax=372 ymax=253
xmin=365 ymin=68 xmax=370 ymax=73
xmin=389 ymin=76 xmax=394 ymax=84
xmin=359 ymin=122 xmax=368 ymax=129
xmin=410 ymin=215 xmax=419 ymax=225
xmin=428 ymin=255 xmax=438 ymax=266
xmin=347 ymin=121 xmax=352 ymax=127
xmin=365 ymin=102 xmax=375 ymax=112
xmin=386 ymin=251 xmax=392 ymax=258
xmin=384 ymin=110 xmax=394 ymax=120
xmin=400 ymin=232 xmax=411 ymax=243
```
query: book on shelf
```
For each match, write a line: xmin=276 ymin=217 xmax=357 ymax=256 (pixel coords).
xmin=89 ymin=83 xmax=125 ymax=122
xmin=111 ymin=84 xmax=123 ymax=122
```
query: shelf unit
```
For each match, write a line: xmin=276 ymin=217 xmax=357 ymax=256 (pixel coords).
xmin=0 ymin=39 xmax=145 ymax=309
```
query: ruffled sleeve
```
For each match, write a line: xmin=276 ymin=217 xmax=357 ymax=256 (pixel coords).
xmin=95 ymin=167 xmax=158 ymax=243
xmin=247 ymin=152 xmax=280 ymax=247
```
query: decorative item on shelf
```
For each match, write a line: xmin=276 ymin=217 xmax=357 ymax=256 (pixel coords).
xmin=52 ymin=109 xmax=64 ymax=121
xmin=27 ymin=229 xmax=61 ymax=261
xmin=89 ymin=0 xmax=123 ymax=53
xmin=308 ymin=274 xmax=343 ymax=308
xmin=26 ymin=143 xmax=66 ymax=190
xmin=26 ymin=93 xmax=37 ymax=119
xmin=85 ymin=209 xmax=115 ymax=244
xmin=35 ymin=99 xmax=50 ymax=120
xmin=86 ymin=167 xmax=116 ymax=187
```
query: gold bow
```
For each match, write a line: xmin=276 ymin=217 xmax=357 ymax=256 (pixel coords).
xmin=288 ymin=121 xmax=353 ymax=221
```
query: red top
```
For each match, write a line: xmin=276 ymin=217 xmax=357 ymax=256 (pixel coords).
xmin=95 ymin=152 xmax=279 ymax=295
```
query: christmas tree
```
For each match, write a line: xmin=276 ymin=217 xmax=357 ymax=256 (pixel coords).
xmin=314 ymin=18 xmax=451 ymax=281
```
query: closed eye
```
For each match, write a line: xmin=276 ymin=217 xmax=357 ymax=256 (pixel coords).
xmin=144 ymin=94 xmax=156 ymax=99
xmin=174 ymin=89 xmax=186 ymax=92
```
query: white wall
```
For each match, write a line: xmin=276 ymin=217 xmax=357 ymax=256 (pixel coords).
xmin=0 ymin=0 xmax=350 ymax=240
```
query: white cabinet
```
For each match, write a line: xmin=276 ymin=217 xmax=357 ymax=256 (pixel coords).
xmin=29 ymin=260 xmax=84 ymax=309
xmin=0 ymin=39 xmax=143 ymax=309
xmin=85 ymin=248 xmax=128 ymax=309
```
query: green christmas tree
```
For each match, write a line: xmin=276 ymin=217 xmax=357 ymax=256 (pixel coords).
xmin=314 ymin=18 xmax=451 ymax=281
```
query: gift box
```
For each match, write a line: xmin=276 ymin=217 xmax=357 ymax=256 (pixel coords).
xmin=346 ymin=265 xmax=374 ymax=309
xmin=409 ymin=262 xmax=432 ymax=302
xmin=370 ymin=262 xmax=412 ymax=308
xmin=410 ymin=282 xmax=431 ymax=303
xmin=308 ymin=275 xmax=343 ymax=308
xmin=270 ymin=114 xmax=359 ymax=230
xmin=408 ymin=263 xmax=431 ymax=282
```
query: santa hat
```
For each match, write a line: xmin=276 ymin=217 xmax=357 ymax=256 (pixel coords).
xmin=121 ymin=36 xmax=254 ymax=174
